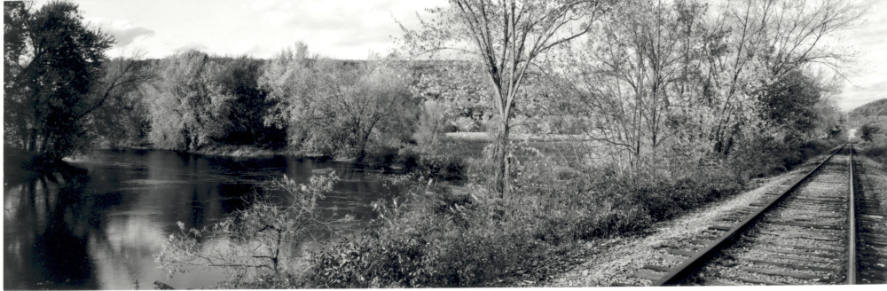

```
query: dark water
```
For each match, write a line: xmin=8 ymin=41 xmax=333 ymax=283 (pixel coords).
xmin=4 ymin=149 xmax=399 ymax=289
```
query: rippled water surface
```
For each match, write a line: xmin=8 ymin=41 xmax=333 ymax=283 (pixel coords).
xmin=4 ymin=149 xmax=396 ymax=289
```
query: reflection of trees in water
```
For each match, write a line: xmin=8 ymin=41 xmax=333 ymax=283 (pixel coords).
xmin=3 ymin=150 xmax=399 ymax=289
xmin=4 ymin=165 xmax=99 ymax=289
xmin=3 ymin=158 xmax=235 ymax=289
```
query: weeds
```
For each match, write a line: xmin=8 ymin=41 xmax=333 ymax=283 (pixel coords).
xmin=155 ymin=172 xmax=344 ymax=288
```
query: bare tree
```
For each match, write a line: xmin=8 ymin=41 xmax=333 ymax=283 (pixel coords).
xmin=545 ymin=0 xmax=708 ymax=172
xmin=403 ymin=0 xmax=610 ymax=196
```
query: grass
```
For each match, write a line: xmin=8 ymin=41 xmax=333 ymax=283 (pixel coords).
xmin=299 ymin=135 xmax=843 ymax=287
xmin=302 ymin=140 xmax=753 ymax=287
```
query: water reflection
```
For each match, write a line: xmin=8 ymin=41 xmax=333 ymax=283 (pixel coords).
xmin=4 ymin=150 xmax=395 ymax=289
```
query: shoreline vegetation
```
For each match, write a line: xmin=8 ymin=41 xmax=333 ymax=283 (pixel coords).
xmin=152 ymin=135 xmax=841 ymax=288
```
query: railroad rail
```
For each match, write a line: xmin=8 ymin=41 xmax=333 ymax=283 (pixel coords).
xmin=645 ymin=144 xmax=858 ymax=285
xmin=853 ymin=145 xmax=887 ymax=283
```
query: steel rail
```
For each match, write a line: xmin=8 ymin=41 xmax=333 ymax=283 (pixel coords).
xmin=848 ymin=144 xmax=857 ymax=284
xmin=655 ymin=145 xmax=847 ymax=286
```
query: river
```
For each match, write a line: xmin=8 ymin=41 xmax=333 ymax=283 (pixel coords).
xmin=3 ymin=149 xmax=401 ymax=289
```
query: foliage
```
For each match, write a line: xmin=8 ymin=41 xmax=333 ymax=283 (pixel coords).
xmin=213 ymin=57 xmax=286 ymax=147
xmin=545 ymin=0 xmax=856 ymax=174
xmin=146 ymin=50 xmax=219 ymax=150
xmin=860 ymin=123 xmax=882 ymax=143
xmin=305 ymin=145 xmax=747 ymax=287
xmin=850 ymin=98 xmax=887 ymax=120
xmin=307 ymin=182 xmax=537 ymax=287
xmin=3 ymin=1 xmax=135 ymax=162
xmin=851 ymin=99 xmax=887 ymax=143
xmin=402 ymin=0 xmax=611 ymax=196
xmin=406 ymin=60 xmax=492 ymax=131
xmin=89 ymin=58 xmax=155 ymax=148
xmin=756 ymin=70 xmax=822 ymax=139
xmin=257 ymin=43 xmax=320 ymax=147
xmin=412 ymin=100 xmax=450 ymax=153
xmin=259 ymin=50 xmax=419 ymax=159
xmin=145 ymin=52 xmax=285 ymax=151
xmin=156 ymin=172 xmax=344 ymax=287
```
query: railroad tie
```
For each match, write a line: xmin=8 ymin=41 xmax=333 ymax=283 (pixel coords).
xmin=642 ymin=264 xmax=672 ymax=273
xmin=666 ymin=248 xmax=696 ymax=258
xmin=634 ymin=268 xmax=666 ymax=281
xmin=744 ymin=258 xmax=837 ymax=272
xmin=725 ymin=273 xmax=788 ymax=285
xmin=739 ymin=266 xmax=823 ymax=281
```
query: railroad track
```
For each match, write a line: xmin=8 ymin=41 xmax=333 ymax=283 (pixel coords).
xmin=636 ymin=145 xmax=863 ymax=285
xmin=853 ymin=146 xmax=887 ymax=283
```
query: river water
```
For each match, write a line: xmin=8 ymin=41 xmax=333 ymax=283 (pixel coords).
xmin=3 ymin=149 xmax=399 ymax=289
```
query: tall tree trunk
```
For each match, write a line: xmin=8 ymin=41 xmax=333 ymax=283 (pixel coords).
xmin=356 ymin=129 xmax=372 ymax=162
xmin=495 ymin=114 xmax=510 ymax=198
xmin=27 ymin=128 xmax=37 ymax=152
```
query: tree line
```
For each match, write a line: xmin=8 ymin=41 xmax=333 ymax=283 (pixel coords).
xmin=5 ymin=0 xmax=854 ymax=186
xmin=110 ymin=50 xmax=483 ymax=161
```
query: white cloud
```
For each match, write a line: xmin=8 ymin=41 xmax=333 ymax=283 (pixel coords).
xmin=86 ymin=18 xmax=155 ymax=46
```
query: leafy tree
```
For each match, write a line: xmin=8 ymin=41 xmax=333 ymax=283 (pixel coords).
xmin=307 ymin=60 xmax=417 ymax=159
xmin=860 ymin=123 xmax=881 ymax=142
xmin=147 ymin=50 xmax=225 ymax=151
xmin=407 ymin=60 xmax=492 ymax=132
xmin=213 ymin=57 xmax=285 ymax=147
xmin=259 ymin=44 xmax=323 ymax=149
xmin=89 ymin=58 xmax=154 ymax=148
xmin=260 ymin=47 xmax=418 ymax=159
xmin=756 ymin=70 xmax=821 ymax=140
xmin=4 ymin=1 xmax=116 ymax=163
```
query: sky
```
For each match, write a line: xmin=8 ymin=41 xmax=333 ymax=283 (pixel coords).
xmin=64 ymin=0 xmax=886 ymax=111
xmin=73 ymin=0 xmax=447 ymax=60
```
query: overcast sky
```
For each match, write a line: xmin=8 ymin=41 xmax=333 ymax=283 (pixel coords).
xmin=70 ymin=0 xmax=885 ymax=111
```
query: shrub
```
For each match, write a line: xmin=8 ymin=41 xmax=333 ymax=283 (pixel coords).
xmin=306 ymin=182 xmax=556 ymax=287
xmin=155 ymin=172 xmax=342 ymax=287
xmin=412 ymin=155 xmax=466 ymax=182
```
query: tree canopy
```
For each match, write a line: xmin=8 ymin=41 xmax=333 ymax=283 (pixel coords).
xmin=4 ymin=1 xmax=115 ymax=162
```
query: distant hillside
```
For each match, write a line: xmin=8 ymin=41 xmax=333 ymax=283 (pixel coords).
xmin=850 ymin=98 xmax=887 ymax=119
xmin=849 ymin=99 xmax=887 ymax=137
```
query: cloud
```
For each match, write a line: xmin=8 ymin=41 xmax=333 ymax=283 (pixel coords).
xmin=107 ymin=26 xmax=155 ymax=46
xmin=841 ymin=80 xmax=887 ymax=111
xmin=87 ymin=17 xmax=155 ymax=47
